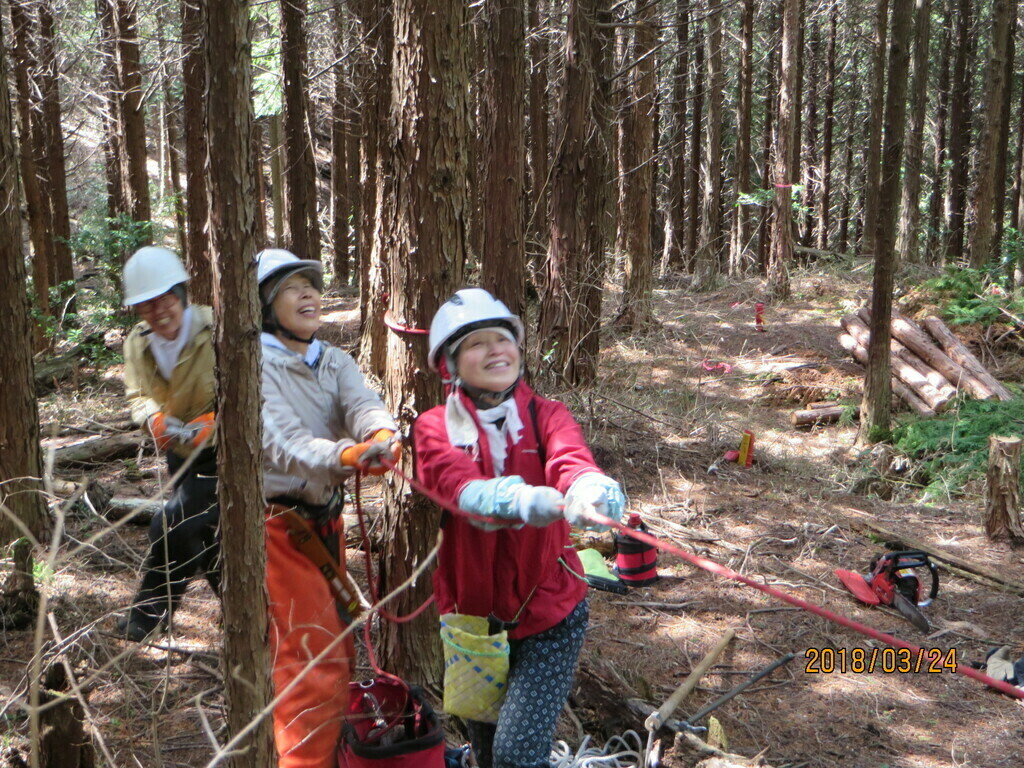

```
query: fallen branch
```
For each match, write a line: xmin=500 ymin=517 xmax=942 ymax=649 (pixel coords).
xmin=44 ymin=435 xmax=142 ymax=466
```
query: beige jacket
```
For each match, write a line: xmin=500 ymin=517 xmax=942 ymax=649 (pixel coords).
xmin=261 ymin=340 xmax=397 ymax=506
xmin=123 ymin=305 xmax=216 ymax=458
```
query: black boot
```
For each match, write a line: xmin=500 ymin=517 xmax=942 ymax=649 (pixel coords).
xmin=116 ymin=604 xmax=164 ymax=642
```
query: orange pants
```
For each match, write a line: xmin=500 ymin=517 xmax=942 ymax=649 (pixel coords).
xmin=266 ymin=507 xmax=353 ymax=768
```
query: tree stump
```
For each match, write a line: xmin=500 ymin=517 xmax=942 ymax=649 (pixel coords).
xmin=985 ymin=436 xmax=1024 ymax=543
xmin=39 ymin=662 xmax=95 ymax=768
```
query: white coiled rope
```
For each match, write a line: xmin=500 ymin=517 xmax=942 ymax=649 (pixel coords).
xmin=549 ymin=730 xmax=646 ymax=768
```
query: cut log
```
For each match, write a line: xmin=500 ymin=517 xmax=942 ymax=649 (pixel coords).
xmin=842 ymin=313 xmax=953 ymax=410
xmin=44 ymin=435 xmax=142 ymax=466
xmin=790 ymin=406 xmax=849 ymax=427
xmin=888 ymin=309 xmax=996 ymax=400
xmin=921 ymin=316 xmax=1014 ymax=401
xmin=33 ymin=333 xmax=106 ymax=393
xmin=838 ymin=331 xmax=937 ymax=416
xmin=855 ymin=308 xmax=958 ymax=402
xmin=985 ymin=436 xmax=1024 ymax=542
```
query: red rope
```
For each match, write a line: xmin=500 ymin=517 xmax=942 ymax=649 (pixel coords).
xmin=374 ymin=457 xmax=1024 ymax=701
xmin=382 ymin=310 xmax=429 ymax=336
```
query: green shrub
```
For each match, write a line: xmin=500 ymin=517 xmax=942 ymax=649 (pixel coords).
xmin=892 ymin=397 xmax=1024 ymax=500
xmin=922 ymin=264 xmax=1024 ymax=326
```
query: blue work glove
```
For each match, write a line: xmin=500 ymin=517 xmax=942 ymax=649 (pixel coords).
xmin=563 ymin=473 xmax=626 ymax=532
xmin=458 ymin=476 xmax=564 ymax=529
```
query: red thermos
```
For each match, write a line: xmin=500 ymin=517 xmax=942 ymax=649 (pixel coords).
xmin=613 ymin=513 xmax=660 ymax=586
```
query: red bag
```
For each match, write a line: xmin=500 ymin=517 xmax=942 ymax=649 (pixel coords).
xmin=338 ymin=677 xmax=446 ymax=768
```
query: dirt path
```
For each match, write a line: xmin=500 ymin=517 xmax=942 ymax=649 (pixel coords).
xmin=4 ymin=273 xmax=1023 ymax=767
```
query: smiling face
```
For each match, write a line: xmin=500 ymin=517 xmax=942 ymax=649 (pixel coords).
xmin=455 ymin=328 xmax=521 ymax=392
xmin=271 ymin=272 xmax=322 ymax=345
xmin=135 ymin=291 xmax=185 ymax=340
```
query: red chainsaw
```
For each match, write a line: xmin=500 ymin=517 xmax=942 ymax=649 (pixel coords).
xmin=835 ymin=550 xmax=939 ymax=632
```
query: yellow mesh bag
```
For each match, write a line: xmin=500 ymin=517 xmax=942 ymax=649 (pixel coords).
xmin=440 ymin=614 xmax=510 ymax=723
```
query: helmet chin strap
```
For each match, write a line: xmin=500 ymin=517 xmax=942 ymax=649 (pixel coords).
xmin=263 ymin=308 xmax=316 ymax=344
xmin=460 ymin=378 xmax=519 ymax=409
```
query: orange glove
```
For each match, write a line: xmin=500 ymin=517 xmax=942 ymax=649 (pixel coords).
xmin=148 ymin=411 xmax=215 ymax=451
xmin=340 ymin=429 xmax=402 ymax=476
xmin=148 ymin=412 xmax=176 ymax=452
xmin=182 ymin=412 xmax=216 ymax=449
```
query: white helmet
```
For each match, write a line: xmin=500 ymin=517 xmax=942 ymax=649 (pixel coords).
xmin=428 ymin=288 xmax=525 ymax=371
xmin=122 ymin=247 xmax=189 ymax=306
xmin=256 ymin=248 xmax=323 ymax=305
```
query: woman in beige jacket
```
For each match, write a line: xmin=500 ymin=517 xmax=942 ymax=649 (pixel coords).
xmin=119 ymin=247 xmax=220 ymax=641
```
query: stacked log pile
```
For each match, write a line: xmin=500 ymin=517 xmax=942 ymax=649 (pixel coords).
xmin=838 ymin=309 xmax=1012 ymax=417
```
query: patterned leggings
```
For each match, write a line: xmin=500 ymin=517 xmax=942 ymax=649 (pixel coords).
xmin=466 ymin=599 xmax=589 ymax=768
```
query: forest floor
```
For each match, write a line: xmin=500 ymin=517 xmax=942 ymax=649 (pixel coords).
xmin=3 ymin=264 xmax=1024 ymax=768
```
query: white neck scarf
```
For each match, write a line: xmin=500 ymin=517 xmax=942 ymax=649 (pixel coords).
xmin=445 ymin=390 xmax=523 ymax=476
xmin=149 ymin=306 xmax=193 ymax=380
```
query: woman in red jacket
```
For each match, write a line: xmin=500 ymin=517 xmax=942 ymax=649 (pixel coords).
xmin=415 ymin=288 xmax=626 ymax=768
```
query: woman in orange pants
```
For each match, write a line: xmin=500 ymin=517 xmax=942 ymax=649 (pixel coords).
xmin=257 ymin=249 xmax=401 ymax=767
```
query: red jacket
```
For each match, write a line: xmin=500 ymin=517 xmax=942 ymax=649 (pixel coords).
xmin=414 ymin=382 xmax=598 ymax=639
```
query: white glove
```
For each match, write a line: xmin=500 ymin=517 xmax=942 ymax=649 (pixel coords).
xmin=564 ymin=473 xmax=626 ymax=532
xmin=458 ymin=477 xmax=564 ymax=530
xmin=513 ymin=485 xmax=565 ymax=527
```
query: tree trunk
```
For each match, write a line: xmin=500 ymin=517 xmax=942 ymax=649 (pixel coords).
xmin=96 ymin=0 xmax=126 ymax=220
xmin=330 ymin=0 xmax=350 ymax=289
xmin=617 ymin=0 xmax=657 ymax=325
xmin=352 ymin=0 xmax=391 ymax=374
xmin=896 ymin=0 xmax=932 ymax=264
xmin=182 ymin=0 xmax=212 ymax=302
xmin=1012 ymin=58 xmax=1024 ymax=242
xmin=37 ymin=0 xmax=73 ymax=305
xmin=860 ymin=0 xmax=889 ymax=257
xmin=661 ymin=0 xmax=689 ymax=275
xmin=204 ymin=1 xmax=274 ymax=764
xmin=800 ymin=17 xmax=819 ymax=249
xmin=966 ymin=0 xmax=1015 ymax=268
xmin=684 ymin=32 xmax=704 ymax=269
xmin=539 ymin=0 xmax=612 ymax=386
xmin=0 ymin=13 xmax=46 ymax=612
xmin=985 ymin=436 xmax=1024 ymax=542
xmin=156 ymin=13 xmax=186 ymax=257
xmin=816 ymin=1 xmax=837 ymax=252
xmin=9 ymin=1 xmax=53 ymax=341
xmin=791 ymin=406 xmax=849 ymax=427
xmin=280 ymin=0 xmax=321 ymax=261
xmin=345 ymin=64 xmax=361 ymax=284
xmin=859 ymin=0 xmax=914 ymax=444
xmin=942 ymin=0 xmax=973 ymax=263
xmin=692 ymin=0 xmax=725 ymax=290
xmin=926 ymin=0 xmax=952 ymax=264
xmin=759 ymin=2 xmax=780 ymax=272
xmin=114 ymin=0 xmax=151 ymax=228
xmin=268 ymin=112 xmax=285 ymax=246
xmin=527 ymin=0 xmax=550 ymax=262
xmin=375 ymin=0 xmax=471 ymax=685
xmin=768 ymin=0 xmax=799 ymax=300
xmin=481 ymin=0 xmax=527 ymax=318
xmin=729 ymin=0 xmax=752 ymax=275
xmin=993 ymin=24 xmax=1016 ymax=256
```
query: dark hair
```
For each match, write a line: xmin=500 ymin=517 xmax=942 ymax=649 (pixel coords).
xmin=170 ymin=283 xmax=188 ymax=308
